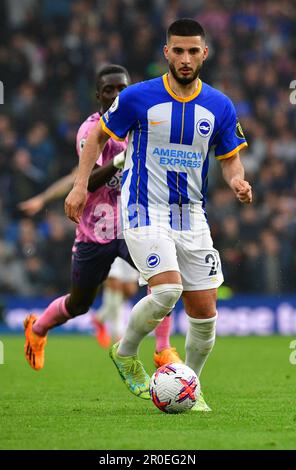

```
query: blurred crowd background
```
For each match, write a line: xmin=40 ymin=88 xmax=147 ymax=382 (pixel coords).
xmin=0 ymin=0 xmax=295 ymax=297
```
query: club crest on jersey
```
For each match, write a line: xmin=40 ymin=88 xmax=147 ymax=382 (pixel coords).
xmin=196 ymin=119 xmax=212 ymax=137
xmin=146 ymin=253 xmax=160 ymax=268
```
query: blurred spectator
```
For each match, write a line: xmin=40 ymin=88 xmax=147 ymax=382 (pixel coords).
xmin=23 ymin=256 xmax=53 ymax=296
xmin=8 ymin=149 xmax=44 ymax=216
xmin=239 ymin=206 xmax=262 ymax=241
xmin=241 ymin=241 xmax=264 ymax=293
xmin=5 ymin=0 xmax=38 ymax=28
xmin=0 ymin=240 xmax=31 ymax=295
xmin=16 ymin=218 xmax=45 ymax=260
xmin=22 ymin=122 xmax=55 ymax=176
xmin=260 ymin=229 xmax=293 ymax=294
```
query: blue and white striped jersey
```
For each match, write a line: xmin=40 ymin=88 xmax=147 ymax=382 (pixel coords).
xmin=101 ymin=74 xmax=247 ymax=231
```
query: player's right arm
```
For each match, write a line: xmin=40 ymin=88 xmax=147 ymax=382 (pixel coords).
xmin=65 ymin=121 xmax=110 ymax=223
xmin=65 ymin=86 xmax=137 ymax=222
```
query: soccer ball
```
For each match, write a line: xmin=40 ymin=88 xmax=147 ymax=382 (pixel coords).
xmin=149 ymin=363 xmax=200 ymax=414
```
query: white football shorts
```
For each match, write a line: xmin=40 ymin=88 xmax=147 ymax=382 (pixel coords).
xmin=123 ymin=220 xmax=223 ymax=291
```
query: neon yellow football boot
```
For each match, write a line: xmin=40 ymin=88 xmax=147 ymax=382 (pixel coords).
xmin=109 ymin=342 xmax=150 ymax=400
xmin=191 ymin=390 xmax=212 ymax=412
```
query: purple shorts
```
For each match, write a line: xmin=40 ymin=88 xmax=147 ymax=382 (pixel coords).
xmin=71 ymin=239 xmax=135 ymax=288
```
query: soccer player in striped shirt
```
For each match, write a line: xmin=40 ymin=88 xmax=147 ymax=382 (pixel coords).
xmin=65 ymin=19 xmax=252 ymax=410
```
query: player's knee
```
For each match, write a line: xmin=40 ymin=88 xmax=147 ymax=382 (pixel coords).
xmin=186 ymin=304 xmax=216 ymax=318
xmin=151 ymin=283 xmax=183 ymax=311
xmin=186 ymin=314 xmax=217 ymax=355
xmin=67 ymin=301 xmax=92 ymax=317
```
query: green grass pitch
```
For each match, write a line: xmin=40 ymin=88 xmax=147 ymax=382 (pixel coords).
xmin=0 ymin=334 xmax=295 ymax=450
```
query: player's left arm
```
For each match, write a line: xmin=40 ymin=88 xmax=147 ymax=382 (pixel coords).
xmin=220 ymin=153 xmax=252 ymax=204
xmin=88 ymin=151 xmax=125 ymax=192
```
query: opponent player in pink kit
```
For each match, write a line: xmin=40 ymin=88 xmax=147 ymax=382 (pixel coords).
xmin=23 ymin=64 xmax=181 ymax=372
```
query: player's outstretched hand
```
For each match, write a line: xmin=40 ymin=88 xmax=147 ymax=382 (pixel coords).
xmin=64 ymin=186 xmax=87 ymax=223
xmin=231 ymin=178 xmax=252 ymax=204
xmin=18 ymin=195 xmax=45 ymax=216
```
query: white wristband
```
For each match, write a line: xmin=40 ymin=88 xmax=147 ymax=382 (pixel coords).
xmin=113 ymin=151 xmax=126 ymax=169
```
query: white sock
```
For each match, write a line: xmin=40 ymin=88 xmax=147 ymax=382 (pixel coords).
xmin=118 ymin=284 xmax=183 ymax=357
xmin=95 ymin=287 xmax=124 ymax=325
xmin=185 ymin=314 xmax=217 ymax=378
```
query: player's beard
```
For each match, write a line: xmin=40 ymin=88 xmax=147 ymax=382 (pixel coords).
xmin=169 ymin=62 xmax=201 ymax=85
